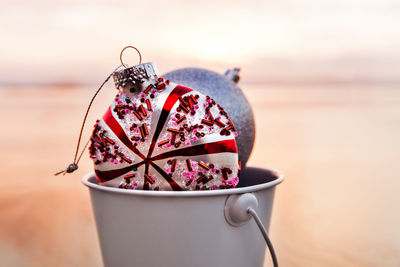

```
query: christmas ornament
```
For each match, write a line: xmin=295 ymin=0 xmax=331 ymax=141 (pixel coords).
xmin=57 ymin=46 xmax=240 ymax=191
xmin=163 ymin=68 xmax=255 ymax=168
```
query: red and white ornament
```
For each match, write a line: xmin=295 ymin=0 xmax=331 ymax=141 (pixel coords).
xmin=89 ymin=62 xmax=240 ymax=191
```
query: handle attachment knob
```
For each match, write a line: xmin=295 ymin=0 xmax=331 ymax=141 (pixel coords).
xmin=224 ymin=193 xmax=278 ymax=267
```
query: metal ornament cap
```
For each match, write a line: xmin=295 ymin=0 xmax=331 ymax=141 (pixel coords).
xmin=112 ymin=62 xmax=159 ymax=93
xmin=224 ymin=193 xmax=258 ymax=226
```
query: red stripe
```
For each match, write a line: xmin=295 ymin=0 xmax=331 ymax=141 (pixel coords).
xmin=151 ymin=139 xmax=237 ymax=161
xmin=103 ymin=107 xmax=146 ymax=160
xmin=161 ymin=86 xmax=192 ymax=121
xmin=146 ymin=85 xmax=193 ymax=158
xmin=150 ymin=162 xmax=182 ymax=191
xmin=95 ymin=161 xmax=145 ymax=183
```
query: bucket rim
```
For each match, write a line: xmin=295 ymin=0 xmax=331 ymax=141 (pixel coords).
xmin=82 ymin=167 xmax=284 ymax=197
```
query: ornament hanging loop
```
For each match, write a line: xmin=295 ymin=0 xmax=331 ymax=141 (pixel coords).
xmin=54 ymin=63 xmax=125 ymax=176
xmin=120 ymin=46 xmax=142 ymax=67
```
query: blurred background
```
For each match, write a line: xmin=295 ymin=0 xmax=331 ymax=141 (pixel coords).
xmin=1 ymin=0 xmax=399 ymax=266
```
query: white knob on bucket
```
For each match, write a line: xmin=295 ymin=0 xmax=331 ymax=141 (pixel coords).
xmin=224 ymin=193 xmax=279 ymax=267
xmin=224 ymin=193 xmax=258 ymax=226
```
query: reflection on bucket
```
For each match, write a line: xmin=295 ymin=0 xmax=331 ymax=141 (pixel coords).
xmin=82 ymin=167 xmax=284 ymax=267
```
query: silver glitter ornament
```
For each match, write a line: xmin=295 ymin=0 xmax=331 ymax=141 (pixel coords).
xmin=163 ymin=68 xmax=255 ymax=168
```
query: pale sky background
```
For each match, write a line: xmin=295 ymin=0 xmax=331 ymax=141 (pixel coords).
xmin=0 ymin=0 xmax=399 ymax=84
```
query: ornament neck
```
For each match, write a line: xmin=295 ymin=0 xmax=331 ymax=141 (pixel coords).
xmin=112 ymin=62 xmax=159 ymax=94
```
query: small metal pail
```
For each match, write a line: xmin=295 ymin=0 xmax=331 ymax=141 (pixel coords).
xmin=82 ymin=167 xmax=284 ymax=267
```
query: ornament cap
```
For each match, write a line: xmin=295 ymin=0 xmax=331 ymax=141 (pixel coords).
xmin=112 ymin=62 xmax=159 ymax=92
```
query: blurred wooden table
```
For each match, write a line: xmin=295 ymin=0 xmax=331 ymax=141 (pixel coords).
xmin=0 ymin=84 xmax=399 ymax=266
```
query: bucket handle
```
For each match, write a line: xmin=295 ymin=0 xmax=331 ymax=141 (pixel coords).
xmin=224 ymin=193 xmax=278 ymax=267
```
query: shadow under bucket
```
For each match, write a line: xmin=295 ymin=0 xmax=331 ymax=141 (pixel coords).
xmin=82 ymin=167 xmax=284 ymax=267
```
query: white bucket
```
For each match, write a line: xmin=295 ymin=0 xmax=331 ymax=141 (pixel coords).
xmin=82 ymin=167 xmax=284 ymax=267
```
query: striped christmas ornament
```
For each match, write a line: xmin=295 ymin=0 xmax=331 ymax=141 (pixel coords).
xmin=89 ymin=62 xmax=240 ymax=191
